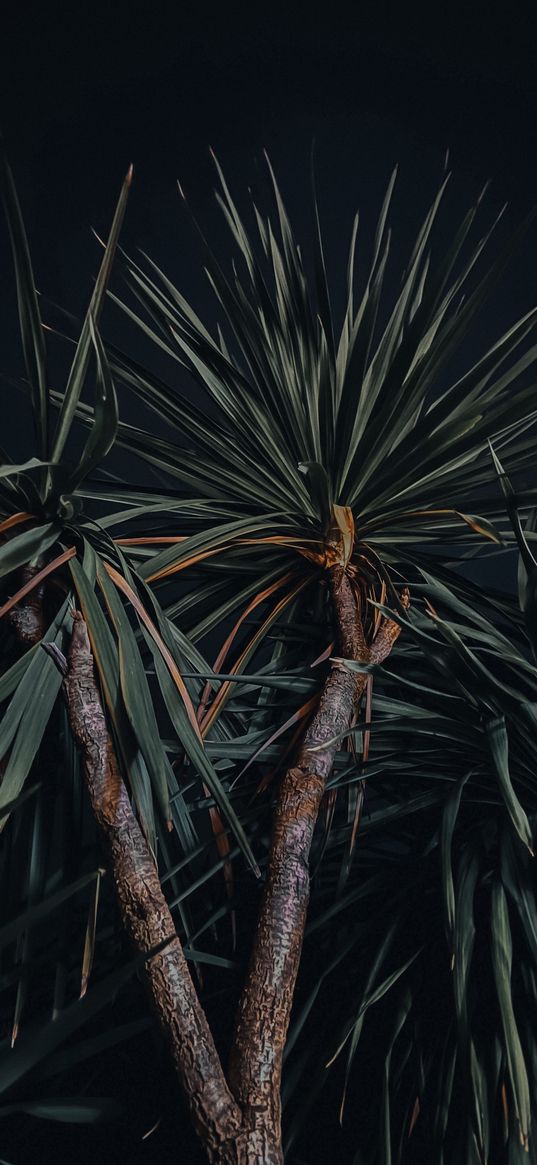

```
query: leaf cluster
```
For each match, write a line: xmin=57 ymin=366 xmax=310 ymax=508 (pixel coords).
xmin=2 ymin=150 xmax=537 ymax=1163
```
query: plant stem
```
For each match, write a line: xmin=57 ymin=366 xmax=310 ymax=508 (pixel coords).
xmin=63 ymin=612 xmax=242 ymax=1160
xmin=9 ymin=563 xmax=46 ymax=646
xmin=60 ymin=578 xmax=406 ymax=1165
xmin=227 ymin=567 xmax=407 ymax=1162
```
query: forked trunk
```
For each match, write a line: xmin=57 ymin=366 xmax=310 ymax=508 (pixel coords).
xmin=57 ymin=568 xmax=405 ymax=1165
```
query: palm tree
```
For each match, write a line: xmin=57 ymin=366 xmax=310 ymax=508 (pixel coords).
xmin=100 ymin=154 xmax=537 ymax=1161
xmin=2 ymin=147 xmax=537 ymax=1163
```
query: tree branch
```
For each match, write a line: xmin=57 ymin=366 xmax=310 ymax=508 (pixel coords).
xmin=63 ymin=612 xmax=242 ymax=1161
xmin=370 ymin=587 xmax=410 ymax=665
xmin=228 ymin=569 xmax=407 ymax=1161
xmin=8 ymin=563 xmax=46 ymax=646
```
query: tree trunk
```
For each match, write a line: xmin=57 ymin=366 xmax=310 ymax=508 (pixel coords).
xmin=62 ymin=613 xmax=243 ymax=1160
xmin=58 ymin=574 xmax=406 ymax=1165
xmin=227 ymin=567 xmax=408 ymax=1161
xmin=9 ymin=563 xmax=46 ymax=646
xmin=213 ymin=1131 xmax=283 ymax=1165
xmin=225 ymin=566 xmax=367 ymax=1159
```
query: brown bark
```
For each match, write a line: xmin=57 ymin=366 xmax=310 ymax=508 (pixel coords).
xmin=62 ymin=613 xmax=242 ymax=1161
xmin=58 ymin=577 xmax=406 ymax=1165
xmin=227 ymin=569 xmax=408 ymax=1162
xmin=8 ymin=564 xmax=46 ymax=646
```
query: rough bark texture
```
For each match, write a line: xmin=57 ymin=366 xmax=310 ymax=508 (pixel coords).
xmin=226 ymin=567 xmax=401 ymax=1163
xmin=59 ymin=576 xmax=406 ymax=1165
xmin=8 ymin=564 xmax=46 ymax=646
xmin=63 ymin=613 xmax=242 ymax=1161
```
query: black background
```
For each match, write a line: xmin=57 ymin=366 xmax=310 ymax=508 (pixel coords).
xmin=2 ymin=3 xmax=537 ymax=386
xmin=1 ymin=3 xmax=537 ymax=1162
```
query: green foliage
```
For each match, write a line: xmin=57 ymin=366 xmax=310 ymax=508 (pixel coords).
xmin=0 ymin=144 xmax=257 ymax=871
xmin=2 ymin=149 xmax=537 ymax=1163
xmin=285 ymin=578 xmax=537 ymax=1163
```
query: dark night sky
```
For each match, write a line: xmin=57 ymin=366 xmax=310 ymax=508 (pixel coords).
xmin=2 ymin=3 xmax=536 ymax=580
xmin=2 ymin=4 xmax=537 ymax=353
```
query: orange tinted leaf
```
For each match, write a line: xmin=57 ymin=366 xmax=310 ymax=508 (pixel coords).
xmin=197 ymin=571 xmax=298 ymax=723
xmin=200 ymin=578 xmax=311 ymax=734
xmin=408 ymin=1096 xmax=421 ymax=1137
xmin=310 ymin=641 xmax=335 ymax=668
xmin=115 ymin=536 xmax=187 ymax=545
xmin=0 ymin=512 xmax=34 ymax=535
xmin=103 ymin=561 xmax=203 ymax=741
xmin=236 ymin=693 xmax=320 ymax=783
xmin=0 ymin=547 xmax=76 ymax=620
xmin=146 ymin=547 xmax=224 ymax=582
